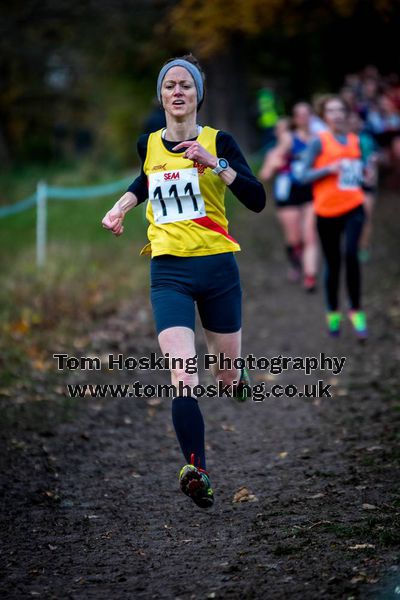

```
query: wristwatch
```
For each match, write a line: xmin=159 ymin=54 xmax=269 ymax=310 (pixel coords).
xmin=212 ymin=158 xmax=229 ymax=175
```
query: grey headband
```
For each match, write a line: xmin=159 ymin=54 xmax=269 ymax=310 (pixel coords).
xmin=157 ymin=59 xmax=204 ymax=106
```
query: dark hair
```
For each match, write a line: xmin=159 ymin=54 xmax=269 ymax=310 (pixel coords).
xmin=292 ymin=101 xmax=312 ymax=119
xmin=163 ymin=53 xmax=206 ymax=111
xmin=318 ymin=94 xmax=350 ymax=119
xmin=288 ymin=102 xmax=311 ymax=131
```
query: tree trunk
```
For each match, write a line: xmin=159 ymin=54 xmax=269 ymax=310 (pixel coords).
xmin=201 ymin=39 xmax=253 ymax=153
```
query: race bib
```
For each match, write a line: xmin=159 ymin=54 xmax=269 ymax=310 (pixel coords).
xmin=274 ymin=173 xmax=292 ymax=201
xmin=148 ymin=168 xmax=206 ymax=224
xmin=338 ymin=159 xmax=363 ymax=190
xmin=291 ymin=160 xmax=303 ymax=180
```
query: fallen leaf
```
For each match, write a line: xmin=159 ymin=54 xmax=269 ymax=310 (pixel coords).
xmin=10 ymin=438 xmax=27 ymax=450
xmin=233 ymin=487 xmax=258 ymax=503
xmin=32 ymin=359 xmax=48 ymax=371
xmin=278 ymin=452 xmax=288 ymax=459
xmin=336 ymin=388 xmax=348 ymax=396
xmin=221 ymin=423 xmax=236 ymax=432
xmin=10 ymin=319 xmax=30 ymax=335
xmin=255 ymin=373 xmax=279 ymax=382
xmin=351 ymin=575 xmax=365 ymax=584
xmin=362 ymin=503 xmax=377 ymax=510
xmin=73 ymin=337 xmax=89 ymax=350
xmin=53 ymin=386 xmax=65 ymax=395
xmin=0 ymin=388 xmax=12 ymax=397
xmin=147 ymin=398 xmax=162 ymax=406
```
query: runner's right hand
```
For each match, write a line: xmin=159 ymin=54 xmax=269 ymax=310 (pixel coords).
xmin=102 ymin=206 xmax=125 ymax=236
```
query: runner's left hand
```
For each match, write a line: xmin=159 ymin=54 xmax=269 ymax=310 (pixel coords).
xmin=172 ymin=141 xmax=218 ymax=169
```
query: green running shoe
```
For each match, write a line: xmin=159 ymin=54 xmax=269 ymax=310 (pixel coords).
xmin=348 ymin=310 xmax=368 ymax=341
xmin=326 ymin=312 xmax=342 ymax=337
xmin=179 ymin=453 xmax=214 ymax=509
xmin=234 ymin=367 xmax=251 ymax=402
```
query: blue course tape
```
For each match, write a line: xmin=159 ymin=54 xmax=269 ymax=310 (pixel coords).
xmin=0 ymin=194 xmax=37 ymax=218
xmin=0 ymin=173 xmax=137 ymax=218
xmin=48 ymin=175 xmax=135 ymax=199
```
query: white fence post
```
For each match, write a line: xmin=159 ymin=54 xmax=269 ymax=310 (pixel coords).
xmin=36 ymin=181 xmax=47 ymax=267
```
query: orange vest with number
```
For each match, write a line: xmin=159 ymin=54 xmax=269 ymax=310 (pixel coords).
xmin=313 ymin=131 xmax=364 ymax=217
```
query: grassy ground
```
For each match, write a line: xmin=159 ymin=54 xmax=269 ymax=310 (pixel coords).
xmin=0 ymin=161 xmax=241 ymax=390
xmin=0 ymin=160 xmax=146 ymax=389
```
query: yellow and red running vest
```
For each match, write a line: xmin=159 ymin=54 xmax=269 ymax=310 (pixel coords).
xmin=140 ymin=126 xmax=241 ymax=257
xmin=313 ymin=131 xmax=364 ymax=218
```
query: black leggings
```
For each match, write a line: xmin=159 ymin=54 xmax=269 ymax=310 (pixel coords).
xmin=316 ymin=205 xmax=365 ymax=312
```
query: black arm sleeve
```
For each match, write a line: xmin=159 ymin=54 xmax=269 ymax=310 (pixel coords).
xmin=126 ymin=130 xmax=266 ymax=211
xmin=216 ymin=131 xmax=266 ymax=213
xmin=126 ymin=134 xmax=149 ymax=204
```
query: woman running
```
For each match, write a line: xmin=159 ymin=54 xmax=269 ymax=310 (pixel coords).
xmin=259 ymin=103 xmax=318 ymax=291
xmin=101 ymin=55 xmax=266 ymax=508
xmin=299 ymin=96 xmax=368 ymax=339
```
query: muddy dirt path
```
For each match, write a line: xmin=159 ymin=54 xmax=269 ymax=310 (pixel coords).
xmin=1 ymin=193 xmax=399 ymax=599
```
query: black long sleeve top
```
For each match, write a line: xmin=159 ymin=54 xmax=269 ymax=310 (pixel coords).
xmin=127 ymin=130 xmax=266 ymax=213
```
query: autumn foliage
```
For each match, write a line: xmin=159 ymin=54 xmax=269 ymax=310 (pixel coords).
xmin=168 ymin=0 xmax=395 ymax=57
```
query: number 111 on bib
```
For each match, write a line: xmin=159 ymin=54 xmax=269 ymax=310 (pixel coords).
xmin=149 ymin=168 xmax=206 ymax=224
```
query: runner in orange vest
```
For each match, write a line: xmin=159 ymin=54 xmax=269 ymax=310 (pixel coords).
xmin=298 ymin=95 xmax=368 ymax=340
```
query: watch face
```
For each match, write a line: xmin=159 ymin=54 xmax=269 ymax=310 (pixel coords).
xmin=219 ymin=158 xmax=228 ymax=169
